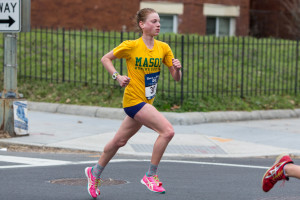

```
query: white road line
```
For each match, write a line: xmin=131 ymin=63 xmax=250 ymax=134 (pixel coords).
xmin=161 ymin=160 xmax=269 ymax=169
xmin=110 ymin=159 xmax=269 ymax=169
xmin=0 ymin=165 xmax=40 ymax=169
xmin=0 ymin=156 xmax=269 ymax=170
xmin=0 ymin=155 xmax=71 ymax=169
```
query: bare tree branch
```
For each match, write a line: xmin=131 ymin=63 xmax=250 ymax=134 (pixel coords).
xmin=281 ymin=0 xmax=300 ymax=39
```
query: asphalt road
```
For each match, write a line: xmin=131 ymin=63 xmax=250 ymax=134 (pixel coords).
xmin=1 ymin=151 xmax=300 ymax=200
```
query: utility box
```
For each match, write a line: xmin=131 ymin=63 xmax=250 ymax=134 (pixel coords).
xmin=0 ymin=100 xmax=28 ymax=136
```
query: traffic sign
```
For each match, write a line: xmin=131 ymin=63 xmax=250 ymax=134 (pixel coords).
xmin=0 ymin=0 xmax=20 ymax=32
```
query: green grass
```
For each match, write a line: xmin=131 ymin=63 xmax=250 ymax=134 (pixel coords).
xmin=11 ymin=78 xmax=300 ymax=112
xmin=16 ymin=79 xmax=124 ymax=108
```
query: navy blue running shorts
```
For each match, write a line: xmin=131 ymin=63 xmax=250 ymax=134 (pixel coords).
xmin=124 ymin=102 xmax=146 ymax=119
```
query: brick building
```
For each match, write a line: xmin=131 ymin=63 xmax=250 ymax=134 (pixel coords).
xmin=31 ymin=0 xmax=250 ymax=36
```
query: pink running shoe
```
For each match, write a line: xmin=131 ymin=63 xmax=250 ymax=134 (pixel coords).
xmin=141 ymin=174 xmax=166 ymax=194
xmin=85 ymin=167 xmax=101 ymax=198
xmin=262 ymin=154 xmax=294 ymax=192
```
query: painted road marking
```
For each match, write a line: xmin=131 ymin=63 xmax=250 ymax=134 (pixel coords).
xmin=0 ymin=155 xmax=269 ymax=170
xmin=210 ymin=137 xmax=233 ymax=142
xmin=0 ymin=155 xmax=71 ymax=169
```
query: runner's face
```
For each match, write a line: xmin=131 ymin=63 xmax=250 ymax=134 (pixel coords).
xmin=141 ymin=12 xmax=160 ymax=36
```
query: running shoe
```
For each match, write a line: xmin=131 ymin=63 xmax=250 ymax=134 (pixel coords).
xmin=85 ymin=167 xmax=101 ymax=198
xmin=262 ymin=154 xmax=294 ymax=192
xmin=141 ymin=174 xmax=166 ymax=194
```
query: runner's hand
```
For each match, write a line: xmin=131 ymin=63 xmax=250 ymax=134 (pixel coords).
xmin=117 ymin=75 xmax=130 ymax=87
xmin=172 ymin=59 xmax=181 ymax=70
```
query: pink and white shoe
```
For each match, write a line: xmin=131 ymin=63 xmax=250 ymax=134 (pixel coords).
xmin=141 ymin=174 xmax=166 ymax=194
xmin=85 ymin=167 xmax=101 ymax=198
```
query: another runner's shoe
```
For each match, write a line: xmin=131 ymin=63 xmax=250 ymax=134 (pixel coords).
xmin=262 ymin=154 xmax=294 ymax=192
xmin=85 ymin=167 xmax=101 ymax=198
xmin=141 ymin=174 xmax=166 ymax=194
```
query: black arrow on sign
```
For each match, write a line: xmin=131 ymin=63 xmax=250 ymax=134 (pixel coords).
xmin=0 ymin=16 xmax=15 ymax=27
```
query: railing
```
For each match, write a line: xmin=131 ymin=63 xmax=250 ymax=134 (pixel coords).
xmin=1 ymin=28 xmax=300 ymax=103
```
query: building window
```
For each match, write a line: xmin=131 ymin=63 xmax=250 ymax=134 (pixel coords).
xmin=203 ymin=3 xmax=239 ymax=36
xmin=160 ymin=14 xmax=178 ymax=33
xmin=206 ymin=17 xmax=236 ymax=36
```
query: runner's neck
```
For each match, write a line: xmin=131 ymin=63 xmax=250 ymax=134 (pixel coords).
xmin=142 ymin=36 xmax=154 ymax=50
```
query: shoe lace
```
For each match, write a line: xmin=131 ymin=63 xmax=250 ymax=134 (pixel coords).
xmin=280 ymin=180 xmax=286 ymax=188
xmin=153 ymin=175 xmax=162 ymax=186
xmin=279 ymin=179 xmax=286 ymax=187
xmin=94 ymin=178 xmax=101 ymax=195
xmin=96 ymin=178 xmax=102 ymax=188
xmin=91 ymin=175 xmax=101 ymax=188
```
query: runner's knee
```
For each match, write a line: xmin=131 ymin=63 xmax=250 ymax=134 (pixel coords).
xmin=105 ymin=138 xmax=128 ymax=151
xmin=115 ymin=138 xmax=128 ymax=148
xmin=161 ymin=126 xmax=175 ymax=141
xmin=103 ymin=139 xmax=126 ymax=153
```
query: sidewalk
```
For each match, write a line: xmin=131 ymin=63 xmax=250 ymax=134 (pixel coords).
xmin=1 ymin=101 xmax=300 ymax=158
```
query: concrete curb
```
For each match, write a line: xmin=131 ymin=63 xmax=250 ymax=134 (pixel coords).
xmin=27 ymin=102 xmax=126 ymax=119
xmin=27 ymin=101 xmax=300 ymax=125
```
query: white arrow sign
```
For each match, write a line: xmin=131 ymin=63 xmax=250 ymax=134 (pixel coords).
xmin=0 ymin=0 xmax=20 ymax=32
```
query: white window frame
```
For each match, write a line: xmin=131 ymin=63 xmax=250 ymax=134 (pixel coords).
xmin=213 ymin=17 xmax=236 ymax=37
xmin=158 ymin=14 xmax=178 ymax=34
xmin=173 ymin=15 xmax=178 ymax=34
xmin=173 ymin=15 xmax=178 ymax=33
xmin=229 ymin=18 xmax=236 ymax=36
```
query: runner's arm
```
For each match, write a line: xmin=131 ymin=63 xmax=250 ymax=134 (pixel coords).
xmin=101 ymin=50 xmax=118 ymax=75
xmin=101 ymin=50 xmax=130 ymax=87
xmin=169 ymin=58 xmax=182 ymax=82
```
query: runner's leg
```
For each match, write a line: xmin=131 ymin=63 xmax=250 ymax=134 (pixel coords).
xmin=134 ymin=104 xmax=174 ymax=165
xmin=98 ymin=116 xmax=142 ymax=167
xmin=284 ymin=164 xmax=300 ymax=179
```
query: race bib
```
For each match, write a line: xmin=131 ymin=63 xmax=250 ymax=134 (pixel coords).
xmin=145 ymin=72 xmax=160 ymax=100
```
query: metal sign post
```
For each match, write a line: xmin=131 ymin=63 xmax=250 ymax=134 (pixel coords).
xmin=0 ymin=0 xmax=30 ymax=137
xmin=3 ymin=33 xmax=18 ymax=98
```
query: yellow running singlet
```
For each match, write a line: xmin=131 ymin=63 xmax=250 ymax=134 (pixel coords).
xmin=113 ymin=37 xmax=174 ymax=108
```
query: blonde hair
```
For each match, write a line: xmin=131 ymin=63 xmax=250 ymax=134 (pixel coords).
xmin=136 ymin=8 xmax=157 ymax=32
